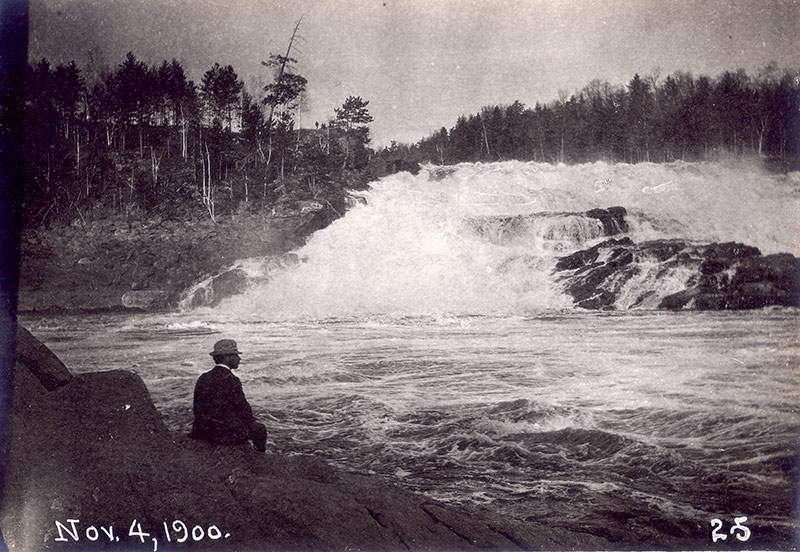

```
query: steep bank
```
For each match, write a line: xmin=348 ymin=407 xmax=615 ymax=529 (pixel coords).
xmin=17 ymin=203 xmax=339 ymax=313
xmin=1 ymin=326 xmax=612 ymax=551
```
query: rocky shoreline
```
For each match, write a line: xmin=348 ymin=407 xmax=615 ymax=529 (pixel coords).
xmin=17 ymin=203 xmax=339 ymax=314
xmin=1 ymin=326 xmax=613 ymax=551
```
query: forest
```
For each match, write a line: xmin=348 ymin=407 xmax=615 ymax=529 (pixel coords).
xmin=21 ymin=47 xmax=376 ymax=228
xmin=18 ymin=54 xmax=799 ymax=229
xmin=403 ymin=65 xmax=799 ymax=168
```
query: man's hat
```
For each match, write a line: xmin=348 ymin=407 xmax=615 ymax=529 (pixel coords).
xmin=210 ymin=339 xmax=241 ymax=356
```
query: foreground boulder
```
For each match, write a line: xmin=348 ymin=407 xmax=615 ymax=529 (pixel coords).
xmin=1 ymin=327 xmax=608 ymax=551
xmin=14 ymin=325 xmax=72 ymax=390
xmin=555 ymin=238 xmax=800 ymax=310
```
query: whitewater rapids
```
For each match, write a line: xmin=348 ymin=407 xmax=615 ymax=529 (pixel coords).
xmin=217 ymin=159 xmax=800 ymax=318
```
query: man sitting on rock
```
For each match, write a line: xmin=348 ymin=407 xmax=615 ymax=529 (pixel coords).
xmin=190 ymin=339 xmax=267 ymax=452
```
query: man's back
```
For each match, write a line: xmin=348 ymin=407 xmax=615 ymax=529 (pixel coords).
xmin=190 ymin=364 xmax=256 ymax=444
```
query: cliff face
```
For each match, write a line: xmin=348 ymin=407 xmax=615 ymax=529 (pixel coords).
xmin=1 ymin=327 xmax=608 ymax=551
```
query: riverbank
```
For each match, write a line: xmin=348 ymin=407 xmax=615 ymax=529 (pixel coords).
xmin=1 ymin=326 xmax=613 ymax=551
xmin=17 ymin=203 xmax=339 ymax=313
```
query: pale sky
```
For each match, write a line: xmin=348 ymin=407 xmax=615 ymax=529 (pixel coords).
xmin=27 ymin=0 xmax=800 ymax=146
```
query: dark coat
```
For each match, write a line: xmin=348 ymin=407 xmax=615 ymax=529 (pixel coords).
xmin=190 ymin=364 xmax=258 ymax=445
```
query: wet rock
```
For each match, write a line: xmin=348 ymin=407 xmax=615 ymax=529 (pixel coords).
xmin=428 ymin=166 xmax=456 ymax=180
xmin=555 ymin=238 xmax=800 ymax=311
xmin=381 ymin=159 xmax=421 ymax=175
xmin=468 ymin=208 xmax=630 ymax=247
xmin=344 ymin=194 xmax=368 ymax=208
xmin=662 ymin=251 xmax=800 ymax=310
xmin=121 ymin=290 xmax=170 ymax=310
xmin=181 ymin=268 xmax=249 ymax=309
xmin=209 ymin=268 xmax=249 ymax=304
xmin=645 ymin=240 xmax=688 ymax=262
xmin=15 ymin=325 xmax=72 ymax=391
xmin=557 ymin=241 xmax=638 ymax=310
xmin=130 ymin=280 xmax=148 ymax=290
xmin=704 ymin=242 xmax=761 ymax=263
xmin=554 ymin=238 xmax=634 ymax=272
xmin=181 ymin=255 xmax=303 ymax=309
xmin=657 ymin=288 xmax=700 ymax=310
xmin=585 ymin=206 xmax=629 ymax=235
xmin=271 ymin=199 xmax=325 ymax=218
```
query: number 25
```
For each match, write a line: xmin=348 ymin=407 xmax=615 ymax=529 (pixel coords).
xmin=711 ymin=517 xmax=751 ymax=542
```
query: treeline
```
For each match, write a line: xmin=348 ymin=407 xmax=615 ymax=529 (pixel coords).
xmin=388 ymin=66 xmax=799 ymax=167
xmin=22 ymin=48 xmax=375 ymax=228
xmin=22 ymin=57 xmax=800 ymax=228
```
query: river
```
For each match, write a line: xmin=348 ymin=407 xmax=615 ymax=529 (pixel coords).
xmin=21 ymin=160 xmax=800 ymax=547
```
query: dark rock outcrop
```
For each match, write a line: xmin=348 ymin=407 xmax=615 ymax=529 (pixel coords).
xmin=1 ymin=327 xmax=609 ymax=551
xmin=555 ymin=238 xmax=638 ymax=309
xmin=121 ymin=290 xmax=171 ymax=310
xmin=555 ymin=238 xmax=800 ymax=311
xmin=181 ymin=268 xmax=250 ymax=309
xmin=180 ymin=254 xmax=302 ymax=309
xmin=660 ymin=251 xmax=800 ymax=310
xmin=14 ymin=325 xmax=72 ymax=391
xmin=467 ymin=207 xmax=629 ymax=247
xmin=427 ymin=166 xmax=456 ymax=180
xmin=585 ymin=206 xmax=629 ymax=235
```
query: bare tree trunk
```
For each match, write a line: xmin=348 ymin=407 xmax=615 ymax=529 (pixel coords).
xmin=265 ymin=17 xmax=303 ymax=146
xmin=201 ymin=146 xmax=206 ymax=195
xmin=151 ymin=147 xmax=161 ymax=193
xmin=128 ymin=167 xmax=135 ymax=210
xmin=203 ymin=143 xmax=216 ymax=223
xmin=256 ymin=134 xmax=266 ymax=163
xmin=181 ymin=105 xmax=188 ymax=160
xmin=263 ymin=17 xmax=303 ymax=180
xmin=480 ymin=116 xmax=490 ymax=158
xmin=341 ymin=134 xmax=350 ymax=169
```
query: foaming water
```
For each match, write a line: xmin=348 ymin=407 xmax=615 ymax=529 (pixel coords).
xmin=219 ymin=160 xmax=800 ymax=318
xmin=24 ymin=308 xmax=800 ymax=546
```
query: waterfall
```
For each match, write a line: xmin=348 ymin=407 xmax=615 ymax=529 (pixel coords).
xmin=205 ymin=160 xmax=799 ymax=317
